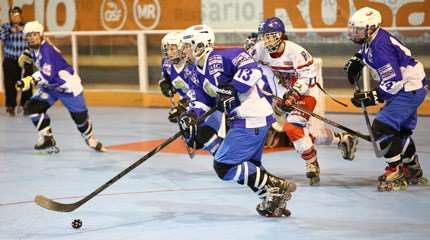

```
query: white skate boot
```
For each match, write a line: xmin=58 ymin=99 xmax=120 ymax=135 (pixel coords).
xmin=85 ymin=136 xmax=107 ymax=152
xmin=337 ymin=132 xmax=358 ymax=160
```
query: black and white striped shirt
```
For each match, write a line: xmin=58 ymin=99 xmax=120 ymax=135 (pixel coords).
xmin=0 ymin=22 xmax=27 ymax=60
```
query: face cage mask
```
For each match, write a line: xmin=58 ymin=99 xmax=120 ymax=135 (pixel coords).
xmin=263 ymin=32 xmax=282 ymax=53
xmin=191 ymin=42 xmax=208 ymax=63
xmin=348 ymin=25 xmax=369 ymax=44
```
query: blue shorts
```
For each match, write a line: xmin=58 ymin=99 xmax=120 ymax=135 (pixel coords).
xmin=202 ymin=110 xmax=222 ymax=131
xmin=376 ymin=88 xmax=427 ymax=131
xmin=32 ymin=88 xmax=88 ymax=113
xmin=214 ymin=126 xmax=269 ymax=165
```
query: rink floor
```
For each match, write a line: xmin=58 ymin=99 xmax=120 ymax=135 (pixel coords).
xmin=1 ymin=107 xmax=429 ymax=240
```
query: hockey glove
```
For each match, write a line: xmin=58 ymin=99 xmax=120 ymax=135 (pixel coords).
xmin=216 ymin=83 xmax=237 ymax=112
xmin=178 ymin=112 xmax=198 ymax=146
xmin=15 ymin=76 xmax=34 ymax=91
xmin=283 ymin=88 xmax=302 ymax=110
xmin=344 ymin=52 xmax=364 ymax=85
xmin=159 ymin=78 xmax=176 ymax=97
xmin=18 ymin=49 xmax=33 ymax=69
xmin=168 ymin=99 xmax=189 ymax=123
xmin=273 ymin=97 xmax=290 ymax=115
xmin=351 ymin=89 xmax=383 ymax=107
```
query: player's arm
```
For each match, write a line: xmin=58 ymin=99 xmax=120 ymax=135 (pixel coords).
xmin=282 ymin=49 xmax=314 ymax=109
xmin=0 ymin=23 xmax=11 ymax=41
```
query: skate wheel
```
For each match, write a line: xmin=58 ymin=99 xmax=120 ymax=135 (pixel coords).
xmin=282 ymin=208 xmax=291 ymax=217
xmin=309 ymin=176 xmax=320 ymax=186
xmin=48 ymin=147 xmax=60 ymax=154
xmin=410 ymin=176 xmax=428 ymax=185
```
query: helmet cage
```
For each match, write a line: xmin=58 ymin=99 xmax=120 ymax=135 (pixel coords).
xmin=263 ymin=32 xmax=283 ymax=53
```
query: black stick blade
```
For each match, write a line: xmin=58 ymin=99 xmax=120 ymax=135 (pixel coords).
xmin=34 ymin=195 xmax=80 ymax=212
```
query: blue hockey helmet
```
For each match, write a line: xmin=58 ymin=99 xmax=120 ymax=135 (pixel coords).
xmin=260 ymin=17 xmax=285 ymax=35
xmin=260 ymin=17 xmax=286 ymax=53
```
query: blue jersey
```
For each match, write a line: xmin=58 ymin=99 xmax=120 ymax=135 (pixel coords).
xmin=30 ymin=40 xmax=74 ymax=88
xmin=361 ymin=28 xmax=427 ymax=100
xmin=189 ymin=48 xmax=274 ymax=128
xmin=160 ymin=57 xmax=193 ymax=99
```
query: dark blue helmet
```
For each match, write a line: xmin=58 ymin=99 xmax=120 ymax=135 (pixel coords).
xmin=260 ymin=17 xmax=285 ymax=35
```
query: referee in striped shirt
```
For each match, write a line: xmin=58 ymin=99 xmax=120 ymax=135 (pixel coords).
xmin=0 ymin=7 xmax=31 ymax=116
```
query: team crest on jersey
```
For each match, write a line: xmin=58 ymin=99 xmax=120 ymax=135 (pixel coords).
xmin=42 ymin=63 xmax=52 ymax=76
xmin=172 ymin=77 xmax=189 ymax=91
xmin=232 ymin=52 xmax=254 ymax=68
xmin=203 ymin=78 xmax=217 ymax=97
xmin=208 ymin=55 xmax=223 ymax=75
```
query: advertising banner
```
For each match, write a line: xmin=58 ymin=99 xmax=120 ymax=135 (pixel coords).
xmin=0 ymin=0 xmax=201 ymax=31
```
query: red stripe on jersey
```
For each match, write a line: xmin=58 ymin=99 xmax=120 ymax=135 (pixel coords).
xmin=297 ymin=58 xmax=314 ymax=69
xmin=271 ymin=65 xmax=294 ymax=70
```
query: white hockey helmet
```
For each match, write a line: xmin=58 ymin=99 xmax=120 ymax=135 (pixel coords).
xmin=164 ymin=31 xmax=184 ymax=64
xmin=348 ymin=7 xmax=381 ymax=44
xmin=23 ymin=21 xmax=44 ymax=36
xmin=161 ymin=32 xmax=174 ymax=56
xmin=182 ymin=25 xmax=215 ymax=61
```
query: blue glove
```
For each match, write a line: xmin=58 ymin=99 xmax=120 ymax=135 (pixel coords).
xmin=216 ymin=83 xmax=237 ymax=112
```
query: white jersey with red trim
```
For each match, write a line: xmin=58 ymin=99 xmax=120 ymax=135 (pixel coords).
xmin=252 ymin=40 xmax=317 ymax=96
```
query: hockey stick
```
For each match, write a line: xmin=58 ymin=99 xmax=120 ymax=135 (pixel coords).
xmin=34 ymin=108 xmax=216 ymax=212
xmin=170 ymin=97 xmax=196 ymax=159
xmin=352 ymin=80 xmax=390 ymax=158
xmin=262 ymin=90 xmax=371 ymax=142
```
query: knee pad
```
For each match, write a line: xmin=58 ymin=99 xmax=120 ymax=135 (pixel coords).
xmin=194 ymin=125 xmax=217 ymax=149
xmin=372 ymin=120 xmax=402 ymax=161
xmin=213 ymin=161 xmax=235 ymax=180
xmin=70 ymin=111 xmax=88 ymax=125
xmin=24 ymin=99 xmax=50 ymax=115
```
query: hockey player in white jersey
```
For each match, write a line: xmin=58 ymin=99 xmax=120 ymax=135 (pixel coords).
xmin=179 ymin=24 xmax=296 ymax=217
xmin=251 ymin=17 xmax=358 ymax=186
xmin=345 ymin=7 xmax=428 ymax=191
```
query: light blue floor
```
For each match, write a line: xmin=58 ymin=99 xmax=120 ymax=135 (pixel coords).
xmin=1 ymin=107 xmax=429 ymax=240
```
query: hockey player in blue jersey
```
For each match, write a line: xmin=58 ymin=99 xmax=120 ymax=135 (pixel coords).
xmin=158 ymin=32 xmax=194 ymax=123
xmin=179 ymin=24 xmax=296 ymax=217
xmin=345 ymin=7 xmax=428 ymax=191
xmin=15 ymin=21 xmax=105 ymax=153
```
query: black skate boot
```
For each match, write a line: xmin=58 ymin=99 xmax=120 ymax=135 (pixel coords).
xmin=403 ymin=155 xmax=428 ymax=185
xmin=377 ymin=164 xmax=408 ymax=192
xmin=337 ymin=132 xmax=358 ymax=160
xmin=305 ymin=160 xmax=320 ymax=186
xmin=85 ymin=136 xmax=106 ymax=152
xmin=34 ymin=135 xmax=60 ymax=154
xmin=256 ymin=175 xmax=297 ymax=217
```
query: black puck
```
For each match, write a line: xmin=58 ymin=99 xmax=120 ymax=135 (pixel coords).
xmin=71 ymin=219 xmax=82 ymax=229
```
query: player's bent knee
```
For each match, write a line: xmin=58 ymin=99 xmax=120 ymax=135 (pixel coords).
xmin=70 ymin=110 xmax=88 ymax=125
xmin=24 ymin=99 xmax=50 ymax=115
xmin=213 ymin=161 xmax=235 ymax=180
xmin=195 ymin=125 xmax=217 ymax=149
xmin=283 ymin=123 xmax=304 ymax=142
